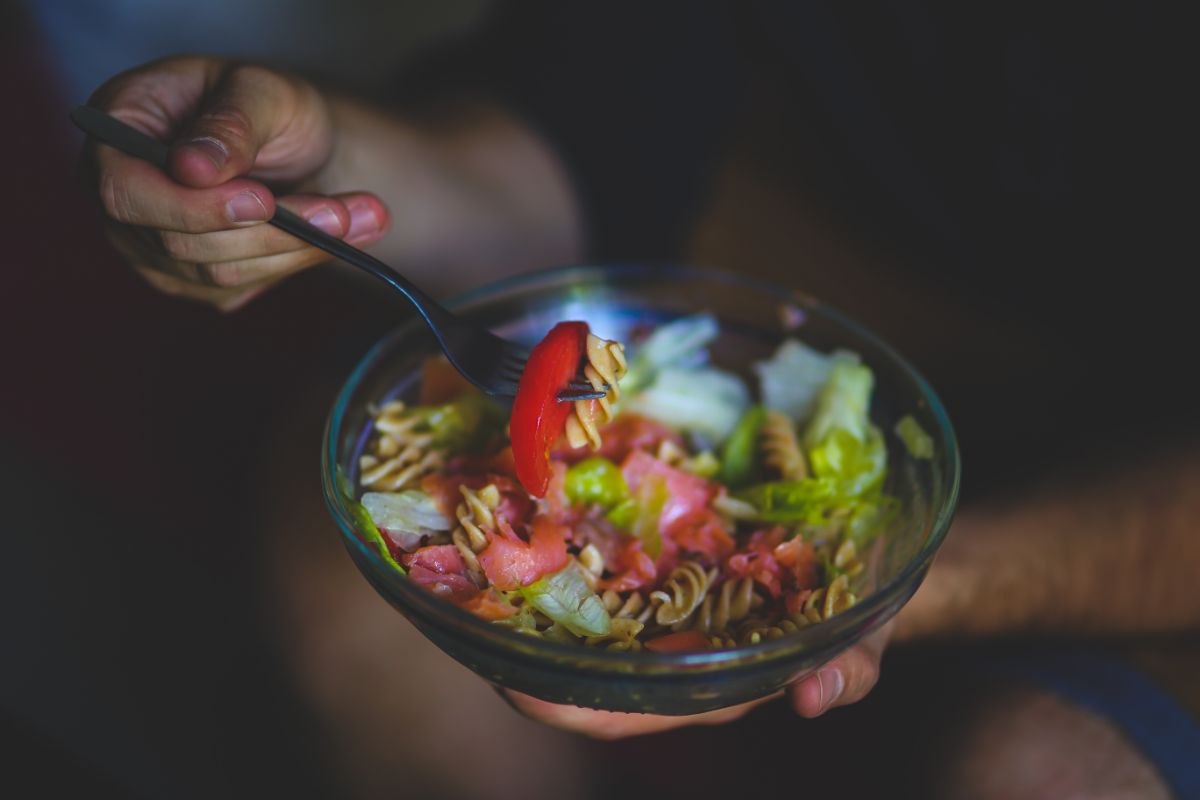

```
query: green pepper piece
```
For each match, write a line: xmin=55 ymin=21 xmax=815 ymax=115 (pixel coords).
xmin=565 ymin=457 xmax=630 ymax=508
xmin=720 ymin=405 xmax=766 ymax=487
xmin=605 ymin=498 xmax=638 ymax=529
xmin=415 ymin=393 xmax=503 ymax=451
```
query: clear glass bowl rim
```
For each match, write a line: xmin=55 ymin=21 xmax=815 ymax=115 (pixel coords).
xmin=321 ymin=263 xmax=962 ymax=671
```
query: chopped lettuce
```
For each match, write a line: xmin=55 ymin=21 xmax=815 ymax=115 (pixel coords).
xmin=624 ymin=366 xmax=749 ymax=445
xmin=361 ymin=490 xmax=453 ymax=552
xmin=605 ymin=473 xmax=667 ymax=558
xmin=348 ymin=499 xmax=406 ymax=574
xmin=754 ymin=338 xmax=836 ymax=423
xmin=564 ymin=457 xmax=630 ymax=508
xmin=720 ymin=405 xmax=766 ymax=487
xmin=493 ymin=596 xmax=540 ymax=632
xmin=803 ymin=355 xmax=874 ymax=448
xmin=621 ymin=312 xmax=719 ymax=395
xmin=808 ymin=426 xmax=887 ymax=498
xmin=802 ymin=355 xmax=886 ymax=498
xmin=520 ymin=561 xmax=611 ymax=637
xmin=736 ymin=352 xmax=892 ymax=543
xmin=629 ymin=474 xmax=667 ymax=559
xmin=844 ymin=491 xmax=899 ymax=545
xmin=894 ymin=415 xmax=935 ymax=459
xmin=736 ymin=478 xmax=841 ymax=525
xmin=735 ymin=476 xmax=892 ymax=544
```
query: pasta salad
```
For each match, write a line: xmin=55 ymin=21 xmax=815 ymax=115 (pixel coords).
xmin=351 ymin=314 xmax=906 ymax=652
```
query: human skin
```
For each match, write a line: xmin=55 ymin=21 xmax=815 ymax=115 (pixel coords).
xmin=500 ymin=439 xmax=1200 ymax=738
xmin=84 ymin=58 xmax=1199 ymax=752
xmin=85 ymin=57 xmax=583 ymax=311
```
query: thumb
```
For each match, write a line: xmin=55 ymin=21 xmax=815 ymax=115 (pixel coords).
xmin=168 ymin=65 xmax=331 ymax=189
xmin=788 ymin=619 xmax=894 ymax=718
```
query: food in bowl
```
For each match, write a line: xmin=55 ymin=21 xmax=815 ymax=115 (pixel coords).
xmin=349 ymin=312 xmax=924 ymax=653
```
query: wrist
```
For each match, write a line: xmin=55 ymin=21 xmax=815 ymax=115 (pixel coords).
xmin=891 ymin=509 xmax=1053 ymax=642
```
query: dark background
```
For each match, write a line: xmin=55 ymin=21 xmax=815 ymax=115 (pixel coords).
xmin=2 ymin=1 xmax=1194 ymax=797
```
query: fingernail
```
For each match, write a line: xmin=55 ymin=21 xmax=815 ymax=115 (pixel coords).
xmin=226 ymin=191 xmax=269 ymax=223
xmin=347 ymin=201 xmax=381 ymax=240
xmin=306 ymin=207 xmax=343 ymax=235
xmin=182 ymin=136 xmax=227 ymax=170
xmin=817 ymin=668 xmax=844 ymax=713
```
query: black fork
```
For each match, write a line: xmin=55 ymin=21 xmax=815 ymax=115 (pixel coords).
xmin=70 ymin=105 xmax=604 ymax=402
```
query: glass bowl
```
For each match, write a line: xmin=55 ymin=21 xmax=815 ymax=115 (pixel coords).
xmin=321 ymin=264 xmax=960 ymax=715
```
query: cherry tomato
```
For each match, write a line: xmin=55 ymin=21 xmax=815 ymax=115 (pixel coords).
xmin=510 ymin=321 xmax=588 ymax=496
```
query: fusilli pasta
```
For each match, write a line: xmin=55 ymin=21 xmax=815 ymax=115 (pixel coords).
xmin=452 ymin=484 xmax=499 ymax=577
xmin=360 ymin=401 xmax=446 ymax=491
xmin=651 ymin=561 xmax=715 ymax=626
xmin=689 ymin=575 xmax=760 ymax=635
xmin=761 ymin=409 xmax=808 ymax=480
xmin=565 ymin=333 xmax=627 ymax=449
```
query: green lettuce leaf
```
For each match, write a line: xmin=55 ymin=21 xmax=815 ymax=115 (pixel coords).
xmin=753 ymin=338 xmax=835 ymax=423
xmin=347 ymin=499 xmax=406 ymax=574
xmin=520 ymin=562 xmax=611 ymax=637
xmin=622 ymin=312 xmax=719 ymax=395
xmin=624 ymin=366 xmax=749 ymax=445
xmin=803 ymin=355 xmax=873 ymax=448
xmin=808 ymin=426 xmax=887 ymax=498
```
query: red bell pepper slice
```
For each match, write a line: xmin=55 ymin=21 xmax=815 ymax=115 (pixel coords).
xmin=510 ymin=321 xmax=589 ymax=496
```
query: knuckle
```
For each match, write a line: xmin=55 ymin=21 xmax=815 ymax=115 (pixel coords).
xmin=202 ymin=262 xmax=246 ymax=289
xmin=156 ymin=230 xmax=194 ymax=260
xmin=196 ymin=105 xmax=254 ymax=147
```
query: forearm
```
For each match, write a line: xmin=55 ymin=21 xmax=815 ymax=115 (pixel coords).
xmin=316 ymin=95 xmax=584 ymax=296
xmin=896 ymin=444 xmax=1200 ymax=642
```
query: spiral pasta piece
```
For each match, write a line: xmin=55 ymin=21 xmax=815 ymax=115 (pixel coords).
xmin=451 ymin=528 xmax=483 ymax=578
xmin=601 ymin=589 xmax=656 ymax=624
xmin=360 ymin=401 xmax=446 ymax=491
xmin=654 ymin=439 xmax=720 ymax=477
xmin=790 ymin=574 xmax=858 ymax=626
xmin=690 ymin=576 xmax=760 ymax=634
xmin=565 ymin=333 xmax=628 ymax=449
xmin=576 ymin=544 xmax=605 ymax=591
xmin=650 ymin=561 xmax=715 ymax=626
xmin=761 ymin=409 xmax=808 ymax=481
xmin=456 ymin=484 xmax=500 ymax=552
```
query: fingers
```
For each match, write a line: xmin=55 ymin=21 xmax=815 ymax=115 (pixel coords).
xmin=90 ymin=56 xmax=331 ymax=188
xmin=132 ymin=264 xmax=283 ymax=313
xmin=166 ymin=65 xmax=332 ymax=188
xmin=97 ymin=149 xmax=275 ymax=232
xmin=151 ymin=193 xmax=359 ymax=263
xmin=788 ymin=619 xmax=894 ymax=718
xmin=108 ymin=191 xmax=389 ymax=307
xmin=502 ymin=689 xmax=781 ymax=740
xmin=85 ymin=57 xmax=345 ymax=309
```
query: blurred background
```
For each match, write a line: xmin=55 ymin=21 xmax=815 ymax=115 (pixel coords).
xmin=2 ymin=0 xmax=1194 ymax=798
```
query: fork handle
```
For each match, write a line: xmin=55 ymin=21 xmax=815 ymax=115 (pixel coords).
xmin=69 ymin=105 xmax=454 ymax=332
